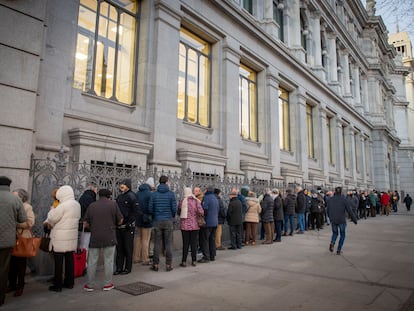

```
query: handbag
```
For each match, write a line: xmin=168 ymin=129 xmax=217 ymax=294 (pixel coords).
xmin=196 ymin=212 xmax=206 ymax=228
xmin=39 ymin=232 xmax=51 ymax=252
xmin=12 ymin=229 xmax=41 ymax=258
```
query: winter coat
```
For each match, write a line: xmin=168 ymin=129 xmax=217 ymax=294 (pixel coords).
xmin=283 ymin=193 xmax=296 ymax=216
xmin=45 ymin=185 xmax=81 ymax=252
xmin=17 ymin=202 xmax=35 ymax=238
xmin=216 ymin=194 xmax=227 ymax=225
xmin=178 ymin=196 xmax=204 ymax=231
xmin=310 ymin=196 xmax=324 ymax=213
xmin=116 ymin=189 xmax=139 ymax=226
xmin=78 ymin=189 xmax=96 ymax=219
xmin=149 ymin=183 xmax=177 ymax=222
xmin=327 ymin=193 xmax=357 ymax=225
xmin=227 ymin=197 xmax=243 ymax=226
xmin=245 ymin=196 xmax=261 ymax=223
xmin=260 ymin=194 xmax=274 ymax=223
xmin=0 ymin=185 xmax=27 ymax=248
xmin=136 ymin=183 xmax=153 ymax=228
xmin=202 ymin=191 xmax=219 ymax=227
xmin=273 ymin=195 xmax=284 ymax=221
xmin=296 ymin=191 xmax=306 ymax=213
xmin=403 ymin=195 xmax=412 ymax=207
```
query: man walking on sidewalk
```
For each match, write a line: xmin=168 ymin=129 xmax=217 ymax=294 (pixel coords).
xmin=327 ymin=187 xmax=357 ymax=255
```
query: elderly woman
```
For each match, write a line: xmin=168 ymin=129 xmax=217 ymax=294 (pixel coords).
xmin=244 ymin=191 xmax=261 ymax=246
xmin=44 ymin=185 xmax=80 ymax=292
xmin=7 ymin=189 xmax=35 ymax=297
xmin=178 ymin=187 xmax=204 ymax=267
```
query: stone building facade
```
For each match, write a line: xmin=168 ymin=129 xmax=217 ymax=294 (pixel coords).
xmin=1 ymin=0 xmax=412 ymax=195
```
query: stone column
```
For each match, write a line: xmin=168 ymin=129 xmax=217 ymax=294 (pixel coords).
xmin=319 ymin=105 xmax=329 ymax=180
xmin=360 ymin=76 xmax=369 ymax=112
xmin=353 ymin=65 xmax=361 ymax=107
xmin=361 ymin=136 xmax=367 ymax=184
xmin=262 ymin=0 xmax=278 ymax=39
xmin=286 ymin=0 xmax=303 ymax=60
xmin=267 ymin=68 xmax=282 ymax=178
xmin=223 ymin=37 xmax=243 ymax=176
xmin=327 ymin=34 xmax=339 ymax=89
xmin=336 ymin=117 xmax=345 ymax=179
xmin=149 ymin=1 xmax=182 ymax=170
xmin=342 ymin=51 xmax=351 ymax=96
xmin=349 ymin=129 xmax=357 ymax=183
xmin=367 ymin=76 xmax=380 ymax=114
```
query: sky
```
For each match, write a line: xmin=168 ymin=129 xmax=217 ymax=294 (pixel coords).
xmin=361 ymin=0 xmax=414 ymax=40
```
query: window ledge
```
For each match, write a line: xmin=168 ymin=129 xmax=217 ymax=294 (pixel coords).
xmin=182 ymin=120 xmax=213 ymax=133
xmin=81 ymin=91 xmax=136 ymax=110
xmin=241 ymin=138 xmax=261 ymax=147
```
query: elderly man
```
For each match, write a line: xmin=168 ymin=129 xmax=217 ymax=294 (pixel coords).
xmin=0 ymin=176 xmax=27 ymax=306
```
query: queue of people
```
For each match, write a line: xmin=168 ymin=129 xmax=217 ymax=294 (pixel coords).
xmin=0 ymin=172 xmax=410 ymax=307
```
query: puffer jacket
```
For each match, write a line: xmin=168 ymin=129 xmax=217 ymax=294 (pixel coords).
xmin=283 ymin=193 xmax=297 ymax=215
xmin=149 ymin=183 xmax=177 ymax=222
xmin=260 ymin=194 xmax=274 ymax=223
xmin=245 ymin=196 xmax=261 ymax=223
xmin=17 ymin=202 xmax=35 ymax=238
xmin=0 ymin=185 xmax=27 ymax=248
xmin=45 ymin=185 xmax=80 ymax=252
xmin=202 ymin=191 xmax=219 ymax=227
xmin=136 ymin=183 xmax=153 ymax=228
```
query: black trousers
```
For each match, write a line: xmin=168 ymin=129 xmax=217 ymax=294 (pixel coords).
xmin=53 ymin=251 xmax=74 ymax=289
xmin=115 ymin=226 xmax=135 ymax=272
xmin=229 ymin=224 xmax=242 ymax=248
xmin=8 ymin=256 xmax=27 ymax=290
xmin=0 ymin=248 xmax=12 ymax=305
xmin=200 ymin=227 xmax=217 ymax=260
xmin=181 ymin=230 xmax=199 ymax=263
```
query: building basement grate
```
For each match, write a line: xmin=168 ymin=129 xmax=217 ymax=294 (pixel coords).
xmin=115 ymin=281 xmax=163 ymax=296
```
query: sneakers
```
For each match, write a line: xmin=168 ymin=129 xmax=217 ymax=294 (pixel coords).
xmin=83 ymin=284 xmax=94 ymax=292
xmin=329 ymin=243 xmax=334 ymax=252
xmin=103 ymin=283 xmax=114 ymax=291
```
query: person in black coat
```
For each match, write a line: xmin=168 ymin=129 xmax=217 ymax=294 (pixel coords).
xmin=114 ymin=179 xmax=139 ymax=275
xmin=272 ymin=189 xmax=284 ymax=242
xmin=327 ymin=187 xmax=357 ymax=255
xmin=226 ymin=191 xmax=242 ymax=250
xmin=78 ymin=183 xmax=98 ymax=231
xmin=215 ymin=188 xmax=227 ymax=251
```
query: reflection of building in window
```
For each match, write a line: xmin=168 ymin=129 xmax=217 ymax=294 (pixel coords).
xmin=242 ymin=0 xmax=253 ymax=14
xmin=177 ymin=28 xmax=211 ymax=127
xmin=306 ymin=104 xmax=314 ymax=158
xmin=239 ymin=64 xmax=257 ymax=141
xmin=73 ymin=0 xmax=138 ymax=105
xmin=279 ymin=87 xmax=290 ymax=151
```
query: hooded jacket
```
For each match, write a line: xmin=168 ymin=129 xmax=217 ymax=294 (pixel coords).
xmin=136 ymin=183 xmax=153 ymax=228
xmin=245 ymin=196 xmax=261 ymax=223
xmin=202 ymin=190 xmax=219 ymax=227
xmin=45 ymin=185 xmax=81 ymax=252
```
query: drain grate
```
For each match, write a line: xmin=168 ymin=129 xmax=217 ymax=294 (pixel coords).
xmin=115 ymin=281 xmax=162 ymax=296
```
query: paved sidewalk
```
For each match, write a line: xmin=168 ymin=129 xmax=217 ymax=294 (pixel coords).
xmin=2 ymin=210 xmax=414 ymax=311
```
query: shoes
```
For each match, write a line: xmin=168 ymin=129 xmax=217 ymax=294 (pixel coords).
xmin=142 ymin=261 xmax=151 ymax=266
xmin=216 ymin=246 xmax=225 ymax=250
xmin=251 ymin=241 xmax=256 ymax=246
xmin=83 ymin=284 xmax=94 ymax=292
xmin=166 ymin=265 xmax=173 ymax=272
xmin=14 ymin=289 xmax=23 ymax=297
xmin=262 ymin=241 xmax=273 ymax=244
xmin=179 ymin=262 xmax=186 ymax=267
xmin=227 ymin=247 xmax=237 ymax=250
xmin=245 ymin=241 xmax=249 ymax=246
xmin=103 ymin=283 xmax=114 ymax=291
xmin=48 ymin=285 xmax=62 ymax=292
xmin=337 ymin=250 xmax=342 ymax=255
xmin=191 ymin=261 xmax=196 ymax=267
xmin=120 ymin=270 xmax=130 ymax=275
xmin=197 ymin=258 xmax=210 ymax=263
xmin=210 ymin=257 xmax=215 ymax=261
xmin=289 ymin=232 xmax=293 ymax=236
xmin=282 ymin=232 xmax=288 ymax=236
xmin=113 ymin=270 xmax=122 ymax=275
xmin=329 ymin=243 xmax=334 ymax=252
xmin=63 ymin=284 xmax=74 ymax=289
xmin=273 ymin=239 xmax=281 ymax=242
xmin=150 ymin=265 xmax=159 ymax=272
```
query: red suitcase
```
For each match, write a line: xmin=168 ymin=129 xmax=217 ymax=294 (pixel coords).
xmin=74 ymin=248 xmax=87 ymax=277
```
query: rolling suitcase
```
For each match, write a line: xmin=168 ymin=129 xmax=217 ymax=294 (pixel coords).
xmin=74 ymin=248 xmax=87 ymax=277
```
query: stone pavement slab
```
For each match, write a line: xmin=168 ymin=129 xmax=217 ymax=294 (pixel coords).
xmin=2 ymin=211 xmax=414 ymax=311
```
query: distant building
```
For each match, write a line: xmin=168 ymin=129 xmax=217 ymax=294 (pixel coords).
xmin=1 ymin=0 xmax=413 ymax=195
xmin=388 ymin=31 xmax=414 ymax=196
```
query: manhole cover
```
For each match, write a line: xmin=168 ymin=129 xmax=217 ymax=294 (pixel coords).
xmin=115 ymin=281 xmax=162 ymax=296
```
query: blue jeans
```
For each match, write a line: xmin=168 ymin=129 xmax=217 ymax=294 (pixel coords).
xmin=284 ymin=214 xmax=294 ymax=234
xmin=87 ymin=246 xmax=115 ymax=287
xmin=297 ymin=213 xmax=305 ymax=232
xmin=331 ymin=223 xmax=346 ymax=251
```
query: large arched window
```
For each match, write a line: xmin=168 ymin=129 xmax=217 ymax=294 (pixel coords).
xmin=73 ymin=0 xmax=139 ymax=105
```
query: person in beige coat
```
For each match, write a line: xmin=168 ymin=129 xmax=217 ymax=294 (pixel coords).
xmin=44 ymin=185 xmax=80 ymax=292
xmin=244 ymin=191 xmax=262 ymax=245
xmin=7 ymin=189 xmax=34 ymax=297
